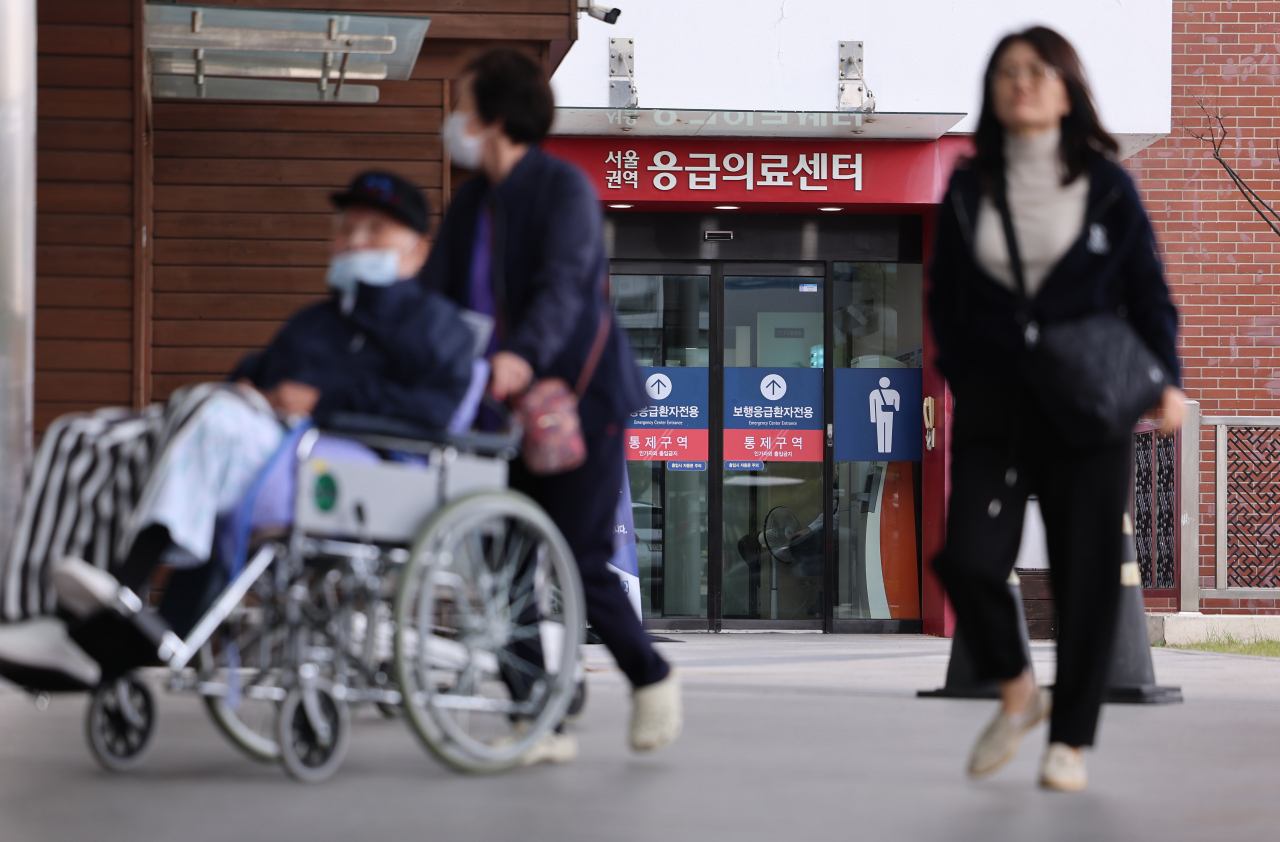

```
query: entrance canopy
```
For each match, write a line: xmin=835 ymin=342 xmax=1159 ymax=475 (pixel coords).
xmin=552 ymin=108 xmax=965 ymax=141
xmin=144 ymin=4 xmax=430 ymax=103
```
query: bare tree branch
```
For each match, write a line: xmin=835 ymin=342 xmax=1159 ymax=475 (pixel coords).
xmin=1182 ymin=96 xmax=1280 ymax=239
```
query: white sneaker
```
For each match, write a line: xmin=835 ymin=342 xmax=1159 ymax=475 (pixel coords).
xmin=1039 ymin=742 xmax=1088 ymax=791
xmin=51 ymin=557 xmax=128 ymax=619
xmin=629 ymin=670 xmax=681 ymax=752
xmin=0 ymin=617 xmax=101 ymax=690
xmin=967 ymin=688 xmax=1052 ymax=777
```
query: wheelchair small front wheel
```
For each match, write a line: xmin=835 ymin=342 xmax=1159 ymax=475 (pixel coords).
xmin=276 ymin=681 xmax=350 ymax=783
xmin=86 ymin=675 xmax=157 ymax=772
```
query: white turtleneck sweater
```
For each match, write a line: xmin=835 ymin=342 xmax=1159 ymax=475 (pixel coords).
xmin=974 ymin=129 xmax=1089 ymax=296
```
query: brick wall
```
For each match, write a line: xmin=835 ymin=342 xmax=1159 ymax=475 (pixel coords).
xmin=1125 ymin=1 xmax=1280 ymax=614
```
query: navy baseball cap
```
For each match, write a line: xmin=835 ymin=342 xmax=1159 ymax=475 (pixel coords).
xmin=331 ymin=170 xmax=430 ymax=234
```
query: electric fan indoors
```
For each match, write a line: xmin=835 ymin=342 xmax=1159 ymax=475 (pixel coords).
xmin=760 ymin=506 xmax=801 ymax=620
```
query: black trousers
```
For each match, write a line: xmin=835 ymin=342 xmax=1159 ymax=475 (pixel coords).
xmin=932 ymin=425 xmax=1129 ymax=747
xmin=510 ymin=424 xmax=670 ymax=690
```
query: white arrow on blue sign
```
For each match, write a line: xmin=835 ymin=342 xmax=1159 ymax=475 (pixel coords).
xmin=759 ymin=374 xmax=788 ymax=401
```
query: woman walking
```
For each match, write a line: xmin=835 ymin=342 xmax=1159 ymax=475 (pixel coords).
xmin=928 ymin=26 xmax=1182 ymax=791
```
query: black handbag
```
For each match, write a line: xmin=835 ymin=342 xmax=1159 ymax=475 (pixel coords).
xmin=993 ymin=180 xmax=1168 ymax=449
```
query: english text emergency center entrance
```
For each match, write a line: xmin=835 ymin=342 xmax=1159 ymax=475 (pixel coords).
xmin=547 ymin=113 xmax=966 ymax=633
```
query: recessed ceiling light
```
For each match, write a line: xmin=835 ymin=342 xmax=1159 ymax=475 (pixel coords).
xmin=818 ymin=207 xmax=843 ymax=212
xmin=608 ymin=204 xmax=634 ymax=209
xmin=714 ymin=205 xmax=740 ymax=210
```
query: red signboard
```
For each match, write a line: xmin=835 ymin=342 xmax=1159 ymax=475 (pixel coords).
xmin=723 ymin=429 xmax=823 ymax=462
xmin=544 ymin=137 xmax=951 ymax=209
xmin=625 ymin=428 xmax=709 ymax=461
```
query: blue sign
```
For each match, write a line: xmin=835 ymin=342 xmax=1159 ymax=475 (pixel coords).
xmin=723 ymin=368 xmax=823 ymax=430
xmin=629 ymin=366 xmax=708 ymax=429
xmin=667 ymin=461 xmax=707 ymax=471
xmin=725 ymin=460 xmax=764 ymax=471
xmin=833 ymin=368 xmax=923 ymax=462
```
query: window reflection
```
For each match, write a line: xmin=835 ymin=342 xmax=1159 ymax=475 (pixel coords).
xmin=722 ymin=276 xmax=824 ymax=621
xmin=834 ymin=262 xmax=923 ymax=620
xmin=612 ymin=275 xmax=709 ymax=619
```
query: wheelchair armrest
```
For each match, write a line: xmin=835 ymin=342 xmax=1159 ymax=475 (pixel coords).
xmin=321 ymin=412 xmax=447 ymax=444
xmin=445 ymin=429 xmax=522 ymax=461
xmin=319 ymin=412 xmax=522 ymax=460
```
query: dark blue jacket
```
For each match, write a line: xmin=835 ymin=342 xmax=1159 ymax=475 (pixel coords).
xmin=231 ymin=279 xmax=474 ymax=430
xmin=928 ymin=154 xmax=1180 ymax=429
xmin=418 ymin=147 xmax=647 ymax=433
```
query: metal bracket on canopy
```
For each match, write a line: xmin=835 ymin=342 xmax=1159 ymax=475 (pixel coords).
xmin=838 ymin=41 xmax=876 ymax=113
xmin=608 ymin=38 xmax=637 ymax=109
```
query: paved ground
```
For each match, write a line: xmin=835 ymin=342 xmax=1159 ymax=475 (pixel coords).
xmin=2 ymin=634 xmax=1279 ymax=842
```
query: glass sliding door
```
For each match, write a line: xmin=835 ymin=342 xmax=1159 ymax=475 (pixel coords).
xmin=610 ymin=258 xmax=925 ymax=630
xmin=611 ymin=272 xmax=710 ymax=620
xmin=721 ymin=269 xmax=825 ymax=622
xmin=831 ymin=261 xmax=924 ymax=621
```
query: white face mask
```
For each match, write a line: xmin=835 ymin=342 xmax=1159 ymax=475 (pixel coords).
xmin=443 ymin=111 xmax=488 ymax=170
xmin=325 ymin=248 xmax=408 ymax=313
xmin=326 ymin=248 xmax=401 ymax=292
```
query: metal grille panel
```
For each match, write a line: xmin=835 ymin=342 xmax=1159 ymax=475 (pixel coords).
xmin=1155 ymin=433 xmax=1178 ymax=589
xmin=1226 ymin=427 xmax=1280 ymax=588
xmin=1133 ymin=431 xmax=1156 ymax=588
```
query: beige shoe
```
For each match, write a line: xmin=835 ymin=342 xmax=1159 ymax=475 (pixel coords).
xmin=966 ymin=688 xmax=1052 ymax=777
xmin=520 ymin=730 xmax=578 ymax=766
xmin=1039 ymin=742 xmax=1087 ymax=791
xmin=492 ymin=722 xmax=578 ymax=766
xmin=629 ymin=670 xmax=682 ymax=752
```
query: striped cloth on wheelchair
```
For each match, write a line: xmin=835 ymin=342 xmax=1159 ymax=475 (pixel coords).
xmin=0 ymin=384 xmax=230 ymax=623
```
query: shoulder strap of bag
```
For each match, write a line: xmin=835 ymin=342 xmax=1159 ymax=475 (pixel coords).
xmin=574 ymin=289 xmax=611 ymax=397
xmin=992 ymin=177 xmax=1040 ymax=347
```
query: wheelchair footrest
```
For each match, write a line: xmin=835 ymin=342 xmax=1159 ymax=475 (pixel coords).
xmin=69 ymin=609 xmax=171 ymax=682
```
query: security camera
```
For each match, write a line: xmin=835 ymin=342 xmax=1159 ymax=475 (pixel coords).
xmin=581 ymin=2 xmax=621 ymax=24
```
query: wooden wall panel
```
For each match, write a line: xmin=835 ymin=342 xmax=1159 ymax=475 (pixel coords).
xmin=33 ymin=1 xmax=137 ymax=428
xmin=38 ymin=183 xmax=132 ymax=214
xmin=38 ymin=119 xmax=134 ymax=152
xmin=149 ymin=36 xmax=525 ymax=399
xmin=37 ymin=277 xmax=133 ymax=309
xmin=37 ymin=0 xmax=132 ymax=26
xmin=37 ymin=89 xmax=132 ymax=120
xmin=34 ymin=0 xmax=570 ymax=409
xmin=153 ymin=131 xmax=442 ymax=161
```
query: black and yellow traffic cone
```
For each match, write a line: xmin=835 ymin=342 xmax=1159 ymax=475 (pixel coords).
xmin=918 ymin=571 xmax=1034 ymax=699
xmin=1104 ymin=514 xmax=1182 ymax=704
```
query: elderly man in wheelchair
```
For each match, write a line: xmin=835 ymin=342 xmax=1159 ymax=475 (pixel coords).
xmin=0 ymin=172 xmax=586 ymax=780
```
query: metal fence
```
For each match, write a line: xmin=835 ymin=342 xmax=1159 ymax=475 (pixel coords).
xmin=1208 ymin=416 xmax=1280 ymax=592
xmin=1132 ymin=422 xmax=1180 ymax=592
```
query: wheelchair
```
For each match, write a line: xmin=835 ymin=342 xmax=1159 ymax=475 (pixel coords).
xmin=74 ymin=414 xmax=586 ymax=781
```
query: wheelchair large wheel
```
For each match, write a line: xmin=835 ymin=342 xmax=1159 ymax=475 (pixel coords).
xmin=197 ymin=561 xmax=288 ymax=763
xmin=276 ymin=678 xmax=350 ymax=783
xmin=86 ymin=675 xmax=157 ymax=772
xmin=394 ymin=490 xmax=585 ymax=774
